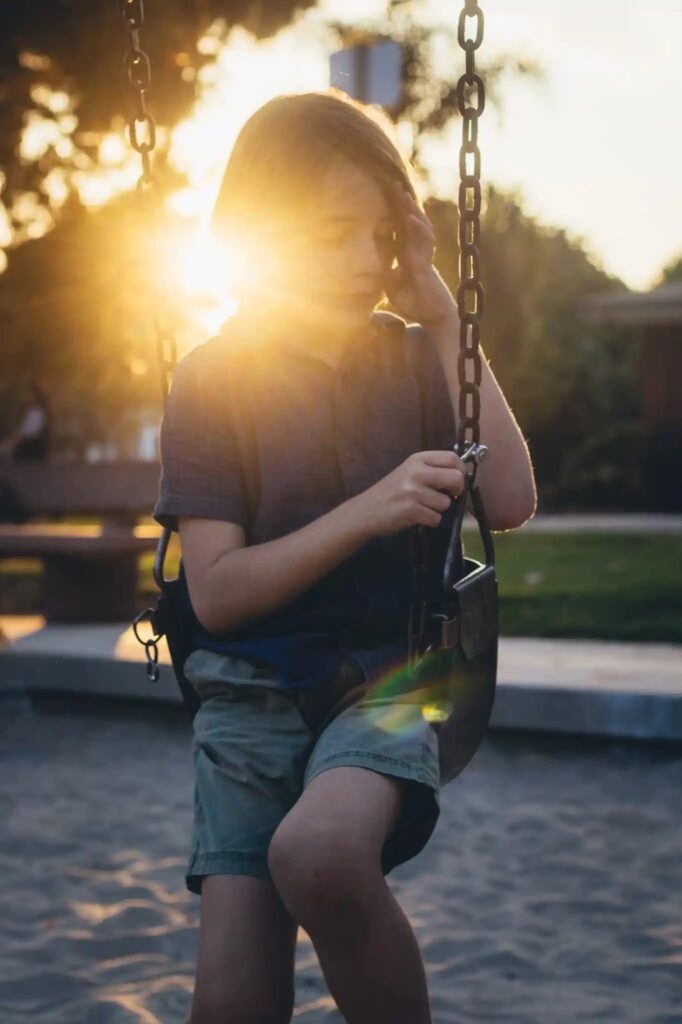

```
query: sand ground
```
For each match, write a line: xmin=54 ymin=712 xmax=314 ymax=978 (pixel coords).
xmin=1 ymin=692 xmax=681 ymax=1024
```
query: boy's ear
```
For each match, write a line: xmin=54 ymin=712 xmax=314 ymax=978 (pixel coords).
xmin=394 ymin=220 xmax=407 ymax=267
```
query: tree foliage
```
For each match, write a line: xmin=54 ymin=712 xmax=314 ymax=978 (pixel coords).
xmin=659 ymin=253 xmax=682 ymax=285
xmin=0 ymin=1 xmax=318 ymax=189
xmin=0 ymin=0 xmax=540 ymax=227
xmin=330 ymin=0 xmax=543 ymax=177
xmin=423 ymin=187 xmax=642 ymax=509
xmin=0 ymin=189 xmax=161 ymax=457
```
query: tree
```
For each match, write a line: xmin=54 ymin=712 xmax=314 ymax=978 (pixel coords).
xmin=0 ymin=0 xmax=551 ymax=467
xmin=658 ymin=253 xmax=682 ymax=285
xmin=422 ymin=186 xmax=641 ymax=509
xmin=0 ymin=1 xmax=319 ymax=193
xmin=0 ymin=189 xmax=162 ymax=456
xmin=0 ymin=0 xmax=541 ymax=230
xmin=330 ymin=0 xmax=543 ymax=178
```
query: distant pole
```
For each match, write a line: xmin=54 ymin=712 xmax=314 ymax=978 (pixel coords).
xmin=330 ymin=39 xmax=403 ymax=111
xmin=356 ymin=44 xmax=369 ymax=104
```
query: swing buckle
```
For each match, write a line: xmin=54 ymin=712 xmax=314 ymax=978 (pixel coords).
xmin=456 ymin=441 xmax=488 ymax=466
xmin=132 ymin=606 xmax=163 ymax=683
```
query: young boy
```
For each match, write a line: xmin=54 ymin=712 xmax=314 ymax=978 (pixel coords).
xmin=153 ymin=90 xmax=535 ymax=1024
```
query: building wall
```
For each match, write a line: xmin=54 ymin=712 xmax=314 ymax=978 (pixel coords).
xmin=640 ymin=325 xmax=682 ymax=427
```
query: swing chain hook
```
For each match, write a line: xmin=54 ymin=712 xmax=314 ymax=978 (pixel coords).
xmin=455 ymin=439 xmax=488 ymax=490
xmin=133 ymin=607 xmax=163 ymax=683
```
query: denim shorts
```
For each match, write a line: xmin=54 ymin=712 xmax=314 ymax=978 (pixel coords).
xmin=183 ymin=647 xmax=443 ymax=896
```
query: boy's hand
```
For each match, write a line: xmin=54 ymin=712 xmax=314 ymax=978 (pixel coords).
xmin=356 ymin=449 xmax=468 ymax=538
xmin=383 ymin=182 xmax=459 ymax=332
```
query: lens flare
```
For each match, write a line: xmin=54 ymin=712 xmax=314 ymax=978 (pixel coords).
xmin=346 ymin=649 xmax=457 ymax=737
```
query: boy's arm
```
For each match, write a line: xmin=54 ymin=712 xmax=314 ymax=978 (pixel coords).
xmin=428 ymin=315 xmax=537 ymax=532
xmin=187 ymin=493 xmax=373 ymax=635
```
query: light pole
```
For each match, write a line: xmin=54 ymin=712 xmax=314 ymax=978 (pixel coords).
xmin=330 ymin=38 xmax=403 ymax=109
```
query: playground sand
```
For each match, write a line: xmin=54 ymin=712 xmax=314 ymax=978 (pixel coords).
xmin=1 ymin=692 xmax=680 ymax=1023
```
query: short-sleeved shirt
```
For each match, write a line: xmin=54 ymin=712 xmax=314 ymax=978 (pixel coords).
xmin=153 ymin=309 xmax=459 ymax=690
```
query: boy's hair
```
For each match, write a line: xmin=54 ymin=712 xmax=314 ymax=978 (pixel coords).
xmin=210 ymin=89 xmax=421 ymax=302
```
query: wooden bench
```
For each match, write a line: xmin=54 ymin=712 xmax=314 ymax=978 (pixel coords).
xmin=0 ymin=461 xmax=163 ymax=622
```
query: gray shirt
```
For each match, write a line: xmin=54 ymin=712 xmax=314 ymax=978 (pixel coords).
xmin=153 ymin=309 xmax=459 ymax=689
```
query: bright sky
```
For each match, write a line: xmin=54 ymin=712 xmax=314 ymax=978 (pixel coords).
xmin=322 ymin=0 xmax=682 ymax=291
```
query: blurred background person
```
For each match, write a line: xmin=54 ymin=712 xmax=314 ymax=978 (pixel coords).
xmin=0 ymin=381 xmax=52 ymax=523
xmin=0 ymin=381 xmax=52 ymax=463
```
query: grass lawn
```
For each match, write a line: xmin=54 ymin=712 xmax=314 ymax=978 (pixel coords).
xmin=464 ymin=530 xmax=681 ymax=643
xmin=1 ymin=531 xmax=680 ymax=644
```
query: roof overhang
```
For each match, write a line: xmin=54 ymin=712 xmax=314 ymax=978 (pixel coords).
xmin=579 ymin=282 xmax=682 ymax=327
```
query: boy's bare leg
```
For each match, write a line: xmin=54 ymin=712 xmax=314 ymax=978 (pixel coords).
xmin=304 ymin=866 xmax=432 ymax=1024
xmin=189 ymin=874 xmax=298 ymax=1024
xmin=268 ymin=766 xmax=432 ymax=1024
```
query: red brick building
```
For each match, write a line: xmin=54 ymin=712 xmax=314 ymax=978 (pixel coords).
xmin=581 ymin=281 xmax=682 ymax=429
xmin=581 ymin=281 xmax=682 ymax=510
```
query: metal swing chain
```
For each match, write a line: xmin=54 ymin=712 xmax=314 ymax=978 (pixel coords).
xmin=119 ymin=0 xmax=177 ymax=682
xmin=408 ymin=0 xmax=487 ymax=674
xmin=119 ymin=0 xmax=178 ymax=404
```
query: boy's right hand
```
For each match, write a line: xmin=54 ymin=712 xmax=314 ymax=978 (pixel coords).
xmin=357 ymin=450 xmax=468 ymax=538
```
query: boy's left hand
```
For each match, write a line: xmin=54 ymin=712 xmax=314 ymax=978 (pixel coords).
xmin=383 ymin=182 xmax=459 ymax=336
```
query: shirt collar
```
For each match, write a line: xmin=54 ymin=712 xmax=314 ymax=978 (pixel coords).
xmin=218 ymin=309 xmax=407 ymax=378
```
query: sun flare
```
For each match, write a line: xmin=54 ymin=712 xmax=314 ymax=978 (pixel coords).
xmin=9 ymin=18 xmax=330 ymax=340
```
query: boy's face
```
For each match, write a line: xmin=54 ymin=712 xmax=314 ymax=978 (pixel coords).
xmin=282 ymin=156 xmax=401 ymax=329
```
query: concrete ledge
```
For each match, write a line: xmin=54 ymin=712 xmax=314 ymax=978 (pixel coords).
xmin=491 ymin=683 xmax=682 ymax=741
xmin=1 ymin=617 xmax=680 ymax=741
xmin=462 ymin=513 xmax=682 ymax=534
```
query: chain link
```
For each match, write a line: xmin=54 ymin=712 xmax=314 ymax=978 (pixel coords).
xmin=408 ymin=2 xmax=487 ymax=675
xmin=118 ymin=0 xmax=177 ymax=405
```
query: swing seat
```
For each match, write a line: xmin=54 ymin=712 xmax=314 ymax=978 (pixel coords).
xmin=393 ymin=464 xmax=500 ymax=786
xmin=411 ymin=557 xmax=498 ymax=786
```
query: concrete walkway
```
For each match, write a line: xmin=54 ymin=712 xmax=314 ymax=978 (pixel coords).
xmin=1 ymin=616 xmax=680 ymax=741
xmin=463 ymin=513 xmax=682 ymax=534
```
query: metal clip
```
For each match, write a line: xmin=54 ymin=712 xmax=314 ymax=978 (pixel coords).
xmin=456 ymin=441 xmax=488 ymax=466
xmin=132 ymin=607 xmax=163 ymax=684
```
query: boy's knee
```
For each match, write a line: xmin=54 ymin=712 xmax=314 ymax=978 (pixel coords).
xmin=268 ymin=823 xmax=379 ymax=927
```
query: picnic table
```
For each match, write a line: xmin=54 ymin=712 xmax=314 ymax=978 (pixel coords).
xmin=0 ymin=461 xmax=162 ymax=622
